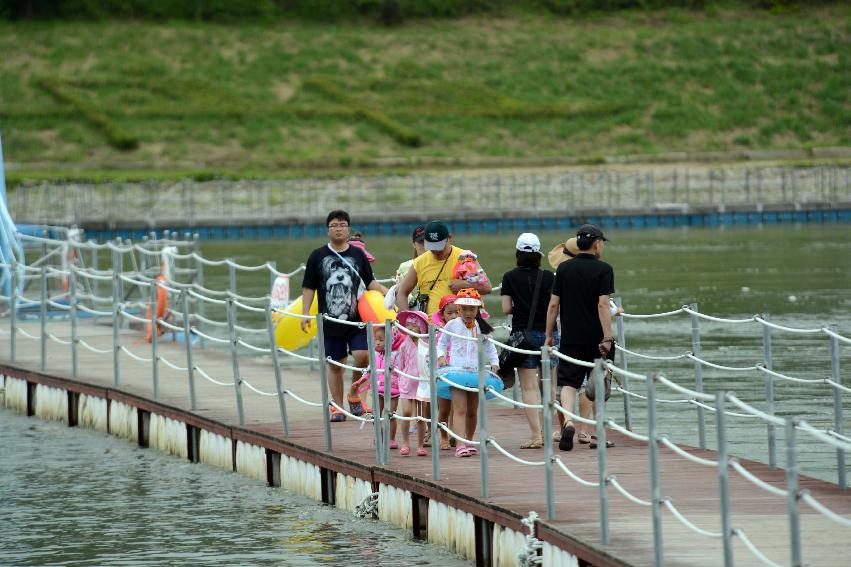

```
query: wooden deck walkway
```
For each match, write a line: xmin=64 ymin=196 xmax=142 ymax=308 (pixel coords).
xmin=4 ymin=318 xmax=851 ymax=567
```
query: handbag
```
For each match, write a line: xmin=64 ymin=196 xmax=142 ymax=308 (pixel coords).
xmin=497 ymin=269 xmax=544 ymax=388
xmin=586 ymin=367 xmax=621 ymax=402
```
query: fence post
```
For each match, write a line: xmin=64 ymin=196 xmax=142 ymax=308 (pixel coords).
xmin=762 ymin=314 xmax=777 ymax=468
xmin=716 ymin=392 xmax=734 ymax=567
xmin=316 ymin=313 xmax=332 ymax=451
xmin=112 ymin=267 xmax=121 ymax=386
xmin=226 ymin=297 xmax=245 ymax=425
xmin=829 ymin=324 xmax=846 ymax=490
xmin=429 ymin=323 xmax=440 ymax=479
xmin=268 ymin=261 xmax=277 ymax=292
xmin=40 ymin=266 xmax=47 ymax=371
xmin=541 ymin=345 xmax=555 ymax=521
xmin=647 ymin=373 xmax=664 ymax=567
xmin=477 ymin=334 xmax=490 ymax=499
xmin=91 ymin=245 xmax=99 ymax=298
xmin=181 ymin=290 xmax=197 ymax=410
xmin=367 ymin=321 xmax=383 ymax=465
xmin=194 ymin=237 xmax=206 ymax=349
xmin=593 ymin=358 xmax=609 ymax=545
xmin=266 ymin=299 xmax=288 ymax=437
xmin=615 ymin=297 xmax=631 ymax=430
xmin=785 ymin=418 xmax=803 ymax=567
xmin=512 ymin=368 xmax=520 ymax=403
xmin=150 ymin=279 xmax=160 ymax=400
xmin=690 ymin=303 xmax=707 ymax=450
xmin=383 ymin=318 xmax=393 ymax=464
xmin=70 ymin=264 xmax=78 ymax=381
xmin=227 ymin=259 xmax=238 ymax=327
xmin=10 ymin=263 xmax=17 ymax=361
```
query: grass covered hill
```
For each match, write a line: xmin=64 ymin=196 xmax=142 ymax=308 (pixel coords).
xmin=0 ymin=5 xmax=848 ymax=178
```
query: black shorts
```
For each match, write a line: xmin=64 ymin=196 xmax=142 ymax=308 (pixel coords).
xmin=324 ymin=328 xmax=368 ymax=360
xmin=556 ymin=344 xmax=615 ymax=389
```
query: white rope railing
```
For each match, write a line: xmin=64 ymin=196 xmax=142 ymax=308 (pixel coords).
xmin=486 ymin=387 xmax=543 ymax=409
xmin=796 ymin=421 xmax=851 ymax=452
xmin=799 ymin=491 xmax=851 ymax=528
xmin=621 ymin=308 xmax=685 ymax=319
xmin=194 ymin=365 xmax=234 ymax=387
xmin=682 ymin=306 xmax=756 ymax=324
xmin=190 ymin=327 xmax=229 ymax=344
xmin=690 ymin=399 xmax=762 ymax=420
xmin=754 ymin=316 xmax=824 ymax=334
xmin=663 ymin=499 xmax=722 ymax=539
xmin=757 ymin=364 xmax=826 ymax=384
xmin=725 ymin=394 xmax=785 ymax=426
xmin=46 ymin=332 xmax=72 ymax=345
xmin=686 ymin=354 xmax=760 ymax=373
xmin=276 ymin=346 xmax=320 ymax=363
xmin=553 ymin=456 xmax=599 ymax=488
xmin=608 ymin=476 xmax=651 ymax=507
xmin=436 ymin=422 xmax=480 ymax=446
xmin=488 ymin=438 xmax=545 ymax=466
xmin=241 ymin=379 xmax=279 ymax=397
xmin=615 ymin=386 xmax=691 ymax=404
xmin=236 ymin=339 xmax=272 ymax=354
xmin=733 ymin=528 xmax=783 ymax=567
xmin=325 ymin=357 xmax=369 ymax=373
xmin=606 ymin=418 xmax=649 ymax=442
xmin=119 ymin=345 xmax=153 ymax=363
xmin=553 ymin=403 xmax=597 ymax=426
xmin=283 ymin=389 xmax=323 ymax=407
xmin=728 ymin=459 xmax=787 ymax=497
xmin=159 ymin=355 xmax=188 ymax=372
xmin=658 ymin=436 xmax=718 ymax=467
xmin=78 ymin=339 xmax=112 ymax=355
xmin=615 ymin=344 xmax=689 ymax=361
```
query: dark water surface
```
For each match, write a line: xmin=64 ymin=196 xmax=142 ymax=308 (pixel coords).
xmin=0 ymin=410 xmax=470 ymax=566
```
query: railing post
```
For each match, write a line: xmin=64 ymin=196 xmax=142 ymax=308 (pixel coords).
xmin=150 ymin=279 xmax=160 ymax=400
xmin=762 ymin=314 xmax=777 ymax=468
xmin=690 ymin=303 xmax=707 ymax=450
xmin=593 ymin=358 xmax=609 ymax=544
xmin=541 ymin=345 xmax=555 ymax=521
xmin=429 ymin=323 xmax=440 ymax=479
xmin=785 ymin=418 xmax=803 ymax=567
xmin=114 ymin=239 xmax=124 ymax=300
xmin=10 ymin=263 xmax=17 ymax=361
xmin=111 ymin=268 xmax=121 ymax=386
xmin=226 ymin=297 xmax=245 ymax=425
xmin=40 ymin=266 xmax=47 ymax=371
xmin=367 ymin=321 xmax=383 ymax=464
xmin=181 ymin=290 xmax=197 ymax=410
xmin=70 ymin=264 xmax=78 ymax=381
xmin=512 ymin=368 xmax=520 ymax=403
xmin=647 ymin=373 xmax=664 ymax=567
xmin=227 ymin=259 xmax=237 ymax=327
xmin=383 ymin=318 xmax=393 ymax=464
xmin=316 ymin=313 xmax=332 ymax=451
xmin=716 ymin=392 xmax=734 ymax=567
xmin=829 ymin=324 xmax=846 ymax=490
xmin=477 ymin=334 xmax=490 ymax=499
xmin=194 ymin=247 xmax=206 ymax=349
xmin=91 ymin=245 xmax=99 ymax=297
xmin=615 ymin=297 xmax=631 ymax=430
xmin=266 ymin=300 xmax=288 ymax=437
xmin=268 ymin=261 xmax=277 ymax=292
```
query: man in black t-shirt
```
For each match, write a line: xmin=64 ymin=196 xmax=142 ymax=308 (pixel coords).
xmin=545 ymin=224 xmax=615 ymax=451
xmin=301 ymin=210 xmax=387 ymax=422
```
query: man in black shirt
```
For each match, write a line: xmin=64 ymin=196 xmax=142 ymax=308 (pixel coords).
xmin=545 ymin=224 xmax=614 ymax=451
xmin=301 ymin=210 xmax=387 ymax=421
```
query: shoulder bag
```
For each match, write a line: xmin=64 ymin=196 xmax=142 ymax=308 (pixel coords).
xmin=497 ymin=269 xmax=544 ymax=387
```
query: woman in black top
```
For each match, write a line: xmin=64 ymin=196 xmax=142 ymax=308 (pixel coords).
xmin=500 ymin=233 xmax=555 ymax=449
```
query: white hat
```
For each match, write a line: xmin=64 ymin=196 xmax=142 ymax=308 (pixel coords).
xmin=515 ymin=233 xmax=542 ymax=256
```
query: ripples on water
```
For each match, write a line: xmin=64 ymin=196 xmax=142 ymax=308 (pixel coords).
xmin=0 ymin=410 xmax=470 ymax=566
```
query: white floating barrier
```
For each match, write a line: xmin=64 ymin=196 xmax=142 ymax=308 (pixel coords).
xmin=150 ymin=413 xmax=188 ymax=459
xmin=108 ymin=401 xmax=138 ymax=442
xmin=3 ymin=376 xmax=27 ymax=414
xmin=427 ymin=500 xmax=476 ymax=561
xmin=334 ymin=474 xmax=373 ymax=513
xmin=235 ymin=441 xmax=267 ymax=482
xmin=543 ymin=541 xmax=579 ymax=567
xmin=493 ymin=524 xmax=527 ymax=567
xmin=378 ymin=483 xmax=413 ymax=530
xmin=78 ymin=394 xmax=108 ymax=432
xmin=199 ymin=430 xmax=233 ymax=470
xmin=34 ymin=384 xmax=68 ymax=423
xmin=281 ymin=454 xmax=321 ymax=501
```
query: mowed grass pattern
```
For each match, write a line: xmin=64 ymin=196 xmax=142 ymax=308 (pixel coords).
xmin=0 ymin=6 xmax=849 ymax=171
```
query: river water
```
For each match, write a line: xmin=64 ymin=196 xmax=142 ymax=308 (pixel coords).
xmin=195 ymin=224 xmax=851 ymax=482
xmin=0 ymin=409 xmax=470 ymax=566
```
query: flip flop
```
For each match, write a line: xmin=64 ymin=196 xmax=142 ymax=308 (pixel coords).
xmin=521 ymin=438 xmax=544 ymax=449
xmin=559 ymin=424 xmax=575 ymax=451
xmin=329 ymin=405 xmax=346 ymax=422
xmin=589 ymin=440 xmax=615 ymax=449
xmin=577 ymin=432 xmax=593 ymax=444
xmin=455 ymin=445 xmax=472 ymax=458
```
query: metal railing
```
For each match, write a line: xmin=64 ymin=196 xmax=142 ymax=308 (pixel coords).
xmin=1 ymin=231 xmax=850 ymax=567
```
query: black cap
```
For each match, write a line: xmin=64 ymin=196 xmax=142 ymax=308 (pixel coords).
xmin=412 ymin=224 xmax=426 ymax=242
xmin=423 ymin=220 xmax=450 ymax=252
xmin=576 ymin=224 xmax=608 ymax=242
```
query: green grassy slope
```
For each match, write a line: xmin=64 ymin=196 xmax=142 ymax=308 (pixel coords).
xmin=0 ymin=6 xmax=848 ymax=177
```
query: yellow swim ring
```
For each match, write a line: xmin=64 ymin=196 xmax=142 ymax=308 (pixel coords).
xmin=274 ymin=295 xmax=318 ymax=351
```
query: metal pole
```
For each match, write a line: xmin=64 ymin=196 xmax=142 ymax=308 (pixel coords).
xmin=477 ymin=334 xmax=489 ymax=499
xmin=785 ymin=418 xmax=803 ymax=567
xmin=40 ymin=266 xmax=47 ymax=371
xmin=383 ymin=318 xmax=392 ymax=464
xmin=512 ymin=368 xmax=520 ymax=403
xmin=593 ymin=358 xmax=609 ymax=544
xmin=181 ymin=291 xmax=197 ymax=410
xmin=762 ymin=314 xmax=777 ymax=468
xmin=70 ymin=264 xmax=78 ymax=381
xmin=428 ymin=324 xmax=440 ymax=479
xmin=541 ymin=345 xmax=555 ymax=521
xmin=268 ymin=261 xmax=277 ymax=292
xmin=228 ymin=259 xmax=237 ymax=327
xmin=194 ymin=241 xmax=206 ymax=349
xmin=367 ymin=322 xmax=383 ymax=464
xmin=615 ymin=297 xmax=631 ymax=430
xmin=266 ymin=299 xmax=288 ymax=437
xmin=111 ymin=263 xmax=121 ymax=386
xmin=716 ymin=392 xmax=734 ymax=567
xmin=150 ymin=279 xmax=160 ymax=400
xmin=690 ymin=303 xmax=707 ymax=450
xmin=647 ymin=373 xmax=664 ymax=567
xmin=316 ymin=313 xmax=332 ymax=451
xmin=226 ymin=298 xmax=246 ymax=425
xmin=830 ymin=324 xmax=846 ymax=490
xmin=91 ymin=246 xmax=99 ymax=297
xmin=10 ymin=263 xmax=17 ymax=361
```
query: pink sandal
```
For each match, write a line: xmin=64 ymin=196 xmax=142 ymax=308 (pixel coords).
xmin=416 ymin=447 xmax=428 ymax=457
xmin=455 ymin=444 xmax=472 ymax=458
xmin=399 ymin=445 xmax=411 ymax=456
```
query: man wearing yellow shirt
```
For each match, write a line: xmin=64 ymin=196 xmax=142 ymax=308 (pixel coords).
xmin=395 ymin=220 xmax=492 ymax=315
